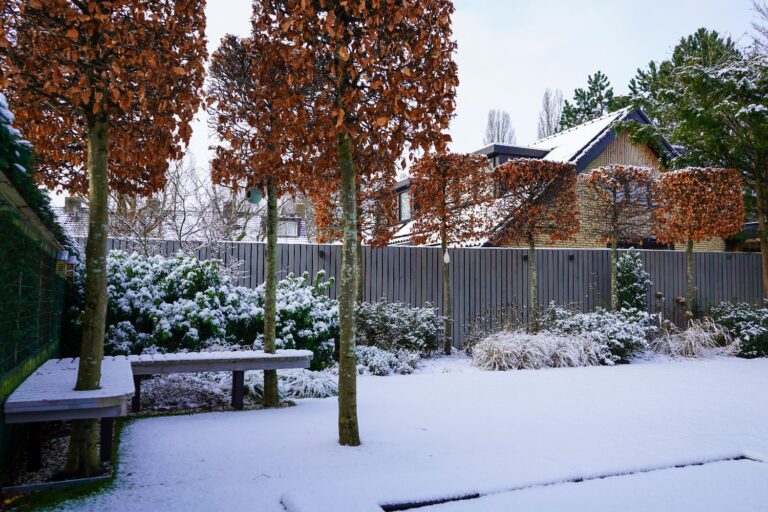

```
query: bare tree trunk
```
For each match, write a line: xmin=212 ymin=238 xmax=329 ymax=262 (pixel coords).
xmin=65 ymin=117 xmax=108 ymax=477
xmin=263 ymin=177 xmax=279 ymax=407
xmin=610 ymin=235 xmax=618 ymax=311
xmin=441 ymin=227 xmax=452 ymax=354
xmin=528 ymin=235 xmax=539 ymax=333
xmin=686 ymin=238 xmax=695 ymax=316
xmin=337 ymin=133 xmax=360 ymax=446
xmin=755 ymin=178 xmax=768 ymax=299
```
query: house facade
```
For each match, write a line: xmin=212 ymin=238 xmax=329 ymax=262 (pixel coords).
xmin=393 ymin=108 xmax=728 ymax=252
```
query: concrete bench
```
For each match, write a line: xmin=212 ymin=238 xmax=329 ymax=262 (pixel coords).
xmin=3 ymin=358 xmax=135 ymax=469
xmin=127 ymin=349 xmax=314 ymax=412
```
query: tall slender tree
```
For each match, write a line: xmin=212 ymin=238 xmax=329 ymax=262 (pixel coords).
xmin=253 ymin=0 xmax=458 ymax=445
xmin=537 ymin=88 xmax=563 ymax=139
xmin=0 ymin=0 xmax=205 ymax=476
xmin=483 ymin=109 xmax=516 ymax=145
xmin=491 ymin=159 xmax=579 ymax=331
xmin=654 ymin=168 xmax=744 ymax=315
xmin=207 ymin=34 xmax=303 ymax=407
xmin=579 ymin=165 xmax=658 ymax=311
xmin=410 ymin=152 xmax=494 ymax=354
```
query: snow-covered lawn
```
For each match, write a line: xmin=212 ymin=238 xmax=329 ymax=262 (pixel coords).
xmin=60 ymin=357 xmax=768 ymax=512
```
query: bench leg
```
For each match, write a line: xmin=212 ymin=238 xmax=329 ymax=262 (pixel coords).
xmin=232 ymin=370 xmax=244 ymax=410
xmin=132 ymin=375 xmax=141 ymax=413
xmin=100 ymin=418 xmax=114 ymax=463
xmin=26 ymin=423 xmax=42 ymax=471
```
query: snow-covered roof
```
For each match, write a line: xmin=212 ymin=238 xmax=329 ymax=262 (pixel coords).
xmin=528 ymin=107 xmax=632 ymax=165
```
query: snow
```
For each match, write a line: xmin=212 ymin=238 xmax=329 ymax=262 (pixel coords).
xmin=528 ymin=107 xmax=631 ymax=164
xmin=59 ymin=357 xmax=768 ymax=512
xmin=418 ymin=459 xmax=768 ymax=512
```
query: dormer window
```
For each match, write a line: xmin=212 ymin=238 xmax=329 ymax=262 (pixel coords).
xmin=398 ymin=190 xmax=411 ymax=222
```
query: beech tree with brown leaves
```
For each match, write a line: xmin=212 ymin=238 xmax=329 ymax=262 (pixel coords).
xmin=206 ymin=33 xmax=301 ymax=408
xmin=0 ymin=0 xmax=206 ymax=476
xmin=579 ymin=165 xmax=657 ymax=311
xmin=654 ymin=168 xmax=744 ymax=315
xmin=410 ymin=152 xmax=493 ymax=354
xmin=253 ymin=0 xmax=458 ymax=445
xmin=307 ymin=162 xmax=399 ymax=305
xmin=491 ymin=159 xmax=579 ymax=332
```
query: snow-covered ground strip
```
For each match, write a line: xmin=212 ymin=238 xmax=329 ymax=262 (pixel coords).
xmin=60 ymin=357 xmax=768 ymax=512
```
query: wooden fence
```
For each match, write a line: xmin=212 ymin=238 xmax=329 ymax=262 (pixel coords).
xmin=91 ymin=239 xmax=765 ymax=346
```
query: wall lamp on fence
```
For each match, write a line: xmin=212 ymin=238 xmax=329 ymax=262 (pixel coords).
xmin=522 ymin=254 xmax=528 ymax=262
xmin=568 ymin=254 xmax=575 ymax=261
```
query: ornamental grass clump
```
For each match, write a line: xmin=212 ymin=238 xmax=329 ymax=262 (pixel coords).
xmin=651 ymin=318 xmax=736 ymax=358
xmin=471 ymin=331 xmax=608 ymax=371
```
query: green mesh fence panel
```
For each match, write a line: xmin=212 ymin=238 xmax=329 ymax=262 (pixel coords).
xmin=0 ymin=191 xmax=64 ymax=481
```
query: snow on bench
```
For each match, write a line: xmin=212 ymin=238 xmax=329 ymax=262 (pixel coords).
xmin=4 ymin=358 xmax=134 ymax=423
xmin=3 ymin=357 xmax=135 ymax=469
xmin=126 ymin=349 xmax=313 ymax=412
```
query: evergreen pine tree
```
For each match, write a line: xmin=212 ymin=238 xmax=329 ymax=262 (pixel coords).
xmin=560 ymin=71 xmax=616 ymax=130
xmin=616 ymin=248 xmax=652 ymax=312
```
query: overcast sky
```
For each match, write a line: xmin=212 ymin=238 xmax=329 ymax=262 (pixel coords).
xmin=187 ymin=0 xmax=752 ymax=173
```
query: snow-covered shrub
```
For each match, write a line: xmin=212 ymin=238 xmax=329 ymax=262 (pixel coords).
xmin=542 ymin=305 xmax=655 ymax=363
xmin=353 ymin=346 xmax=421 ymax=376
xmin=617 ymin=248 xmax=652 ymax=311
xmin=244 ymin=369 xmax=338 ymax=400
xmin=471 ymin=331 xmax=608 ymax=371
xmin=355 ymin=299 xmax=443 ymax=355
xmin=256 ymin=271 xmax=338 ymax=370
xmin=100 ymin=251 xmax=338 ymax=368
xmin=651 ymin=318 xmax=736 ymax=358
xmin=710 ymin=301 xmax=768 ymax=358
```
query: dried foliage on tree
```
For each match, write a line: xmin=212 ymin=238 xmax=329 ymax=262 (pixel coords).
xmin=579 ymin=165 xmax=657 ymax=310
xmin=491 ymin=159 xmax=579 ymax=331
xmin=0 ymin=0 xmax=206 ymax=476
xmin=253 ymin=0 xmax=458 ymax=445
xmin=410 ymin=152 xmax=493 ymax=353
xmin=653 ymin=168 xmax=745 ymax=313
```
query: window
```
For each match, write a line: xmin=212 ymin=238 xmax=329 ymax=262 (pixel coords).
xmin=398 ymin=190 xmax=411 ymax=222
xmin=277 ymin=220 xmax=299 ymax=237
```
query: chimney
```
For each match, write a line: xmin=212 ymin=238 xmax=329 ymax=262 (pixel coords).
xmin=64 ymin=196 xmax=81 ymax=213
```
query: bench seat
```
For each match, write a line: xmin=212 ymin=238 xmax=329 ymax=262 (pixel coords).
xmin=126 ymin=349 xmax=313 ymax=412
xmin=3 ymin=357 xmax=135 ymax=469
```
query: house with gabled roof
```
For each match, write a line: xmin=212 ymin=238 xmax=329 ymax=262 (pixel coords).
xmin=392 ymin=107 xmax=729 ymax=252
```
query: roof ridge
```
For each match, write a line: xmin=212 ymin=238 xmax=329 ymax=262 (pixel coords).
xmin=531 ymin=106 xmax=631 ymax=146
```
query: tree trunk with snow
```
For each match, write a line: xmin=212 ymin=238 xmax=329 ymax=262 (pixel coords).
xmin=337 ymin=133 xmax=360 ymax=446
xmin=263 ymin=177 xmax=279 ymax=407
xmin=528 ymin=234 xmax=539 ymax=333
xmin=66 ymin=117 xmax=108 ymax=477
xmin=441 ymin=225 xmax=452 ymax=354
xmin=685 ymin=238 xmax=695 ymax=316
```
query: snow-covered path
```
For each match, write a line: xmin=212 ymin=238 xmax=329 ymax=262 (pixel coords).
xmin=61 ymin=358 xmax=768 ymax=511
